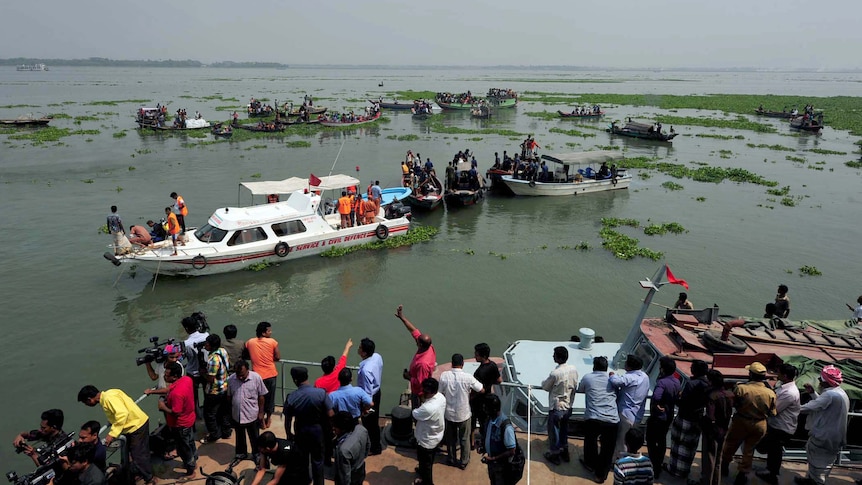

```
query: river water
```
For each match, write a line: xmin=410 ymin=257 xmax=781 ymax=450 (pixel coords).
xmin=1 ymin=67 xmax=861 ymax=469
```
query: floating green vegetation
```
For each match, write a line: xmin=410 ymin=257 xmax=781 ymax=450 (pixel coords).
xmin=643 ymin=222 xmax=686 ymax=236
xmin=747 ymin=143 xmax=795 ymax=152
xmin=320 ymin=224 xmax=438 ymax=257
xmin=426 ymin=118 xmax=524 ymax=137
xmin=0 ymin=127 xmax=15 ymax=135
xmin=640 ymin=173 xmax=652 ymax=179
xmin=248 ymin=260 xmax=274 ymax=272
xmin=564 ymin=142 xmax=581 ymax=148
xmin=9 ymin=127 xmax=97 ymax=144
xmin=392 ymin=90 xmax=436 ymax=101
xmin=397 ymin=134 xmax=419 ymax=141
xmin=0 ymin=104 xmax=39 ymax=109
xmin=599 ymin=227 xmax=663 ymax=261
xmin=656 ymin=115 xmax=775 ymax=133
xmin=488 ymin=251 xmax=508 ymax=260
xmin=74 ymin=115 xmax=100 ymax=122
xmin=84 ymin=99 xmax=149 ymax=106
xmin=83 ymin=179 xmax=95 ymax=184
xmin=128 ymin=166 xmax=136 ymax=171
xmin=780 ymin=197 xmax=796 ymax=207
xmin=766 ymin=186 xmax=791 ymax=196
xmin=549 ymin=127 xmax=595 ymax=138
xmin=49 ymin=113 xmax=72 ymax=119
xmin=595 ymin=145 xmax=620 ymax=150
xmin=846 ymin=160 xmax=862 ymax=168
xmin=695 ymin=133 xmax=745 ymax=140
xmin=601 ymin=217 xmax=639 ymax=228
xmin=214 ymin=105 xmax=241 ymax=111
xmin=785 ymin=155 xmax=806 ymax=163
xmin=799 ymin=265 xmax=822 ymax=276
xmin=807 ymin=148 xmax=847 ymax=155
xmin=718 ymin=149 xmax=733 ymax=159
xmin=662 ymin=181 xmax=684 ymax=191
xmin=113 ymin=131 xmax=127 ymax=138
xmin=285 ymin=140 xmax=311 ymax=148
xmin=696 ymin=196 xmax=706 ymax=201
xmin=524 ymin=111 xmax=561 ymax=121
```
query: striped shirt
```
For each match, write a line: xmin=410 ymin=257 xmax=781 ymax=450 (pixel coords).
xmin=613 ymin=453 xmax=654 ymax=485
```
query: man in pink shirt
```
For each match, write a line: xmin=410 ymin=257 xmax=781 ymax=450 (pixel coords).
xmin=158 ymin=361 xmax=197 ymax=481
xmin=396 ymin=305 xmax=437 ymax=409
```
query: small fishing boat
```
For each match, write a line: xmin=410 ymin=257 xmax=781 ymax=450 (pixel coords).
xmin=790 ymin=114 xmax=824 ymax=132
xmin=319 ymin=111 xmax=381 ymax=127
xmin=147 ymin=119 xmax=211 ymax=131
xmin=501 ymin=151 xmax=630 ymax=196
xmin=753 ymin=108 xmax=796 ymax=119
xmin=211 ymin=123 xmax=233 ymax=138
xmin=103 ymin=174 xmax=411 ymax=277
xmin=558 ymin=110 xmax=604 ymax=119
xmin=607 ymin=120 xmax=677 ymax=142
xmin=363 ymin=187 xmax=412 ymax=206
xmin=368 ymin=99 xmax=416 ymax=110
xmin=232 ymin=123 xmax=285 ymax=133
xmin=444 ymin=161 xmax=485 ymax=207
xmin=0 ymin=114 xmax=52 ymax=126
xmin=282 ymin=104 xmax=328 ymax=117
xmin=405 ymin=172 xmax=444 ymax=211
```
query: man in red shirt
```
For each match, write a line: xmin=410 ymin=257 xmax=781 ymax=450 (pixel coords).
xmin=314 ymin=339 xmax=354 ymax=394
xmin=395 ymin=305 xmax=437 ymax=408
xmin=158 ymin=361 xmax=197 ymax=481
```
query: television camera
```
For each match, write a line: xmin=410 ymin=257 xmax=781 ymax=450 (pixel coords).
xmin=7 ymin=432 xmax=75 ymax=485
xmin=135 ymin=336 xmax=185 ymax=366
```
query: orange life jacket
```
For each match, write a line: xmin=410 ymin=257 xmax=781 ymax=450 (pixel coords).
xmin=166 ymin=213 xmax=181 ymax=235
xmin=176 ymin=195 xmax=188 ymax=216
xmin=337 ymin=196 xmax=352 ymax=215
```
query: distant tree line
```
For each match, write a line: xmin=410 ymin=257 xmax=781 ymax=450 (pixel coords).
xmin=0 ymin=57 xmax=288 ymax=68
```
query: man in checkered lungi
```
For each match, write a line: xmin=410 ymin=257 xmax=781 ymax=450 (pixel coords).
xmin=664 ymin=360 xmax=710 ymax=478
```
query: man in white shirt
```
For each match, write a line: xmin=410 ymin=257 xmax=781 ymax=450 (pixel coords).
xmin=412 ymin=378 xmax=446 ymax=485
xmin=182 ymin=315 xmax=210 ymax=416
xmin=846 ymin=295 xmax=862 ymax=323
xmin=796 ymin=365 xmax=850 ymax=485
xmin=756 ymin=364 xmax=801 ymax=484
xmin=541 ymin=346 xmax=579 ymax=465
xmin=439 ymin=353 xmax=483 ymax=469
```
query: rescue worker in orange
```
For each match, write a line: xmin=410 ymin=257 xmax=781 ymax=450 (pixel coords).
xmin=352 ymin=192 xmax=363 ymax=227
xmin=364 ymin=196 xmax=378 ymax=225
xmin=164 ymin=207 xmax=183 ymax=256
xmin=170 ymin=192 xmax=188 ymax=234
xmin=337 ymin=191 xmax=353 ymax=229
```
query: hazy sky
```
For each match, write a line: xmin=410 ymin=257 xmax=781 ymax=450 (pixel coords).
xmin=2 ymin=0 xmax=859 ymax=69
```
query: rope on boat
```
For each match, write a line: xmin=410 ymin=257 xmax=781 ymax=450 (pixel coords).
xmin=327 ymin=139 xmax=346 ymax=177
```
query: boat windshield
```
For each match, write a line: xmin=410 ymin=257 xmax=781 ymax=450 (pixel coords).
xmin=195 ymin=224 xmax=228 ymax=243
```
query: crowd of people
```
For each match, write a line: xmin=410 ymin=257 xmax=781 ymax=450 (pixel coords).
xmin=401 ymin=150 xmax=441 ymax=197
xmin=247 ymin=98 xmax=275 ymax=117
xmin=333 ymin=181 xmax=385 ymax=229
xmin=565 ymin=105 xmax=603 ymax=116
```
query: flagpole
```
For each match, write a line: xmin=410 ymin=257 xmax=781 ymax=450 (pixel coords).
xmin=328 ymin=140 xmax=346 ymax=177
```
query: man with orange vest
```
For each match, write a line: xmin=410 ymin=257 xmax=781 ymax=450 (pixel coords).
xmin=164 ymin=207 xmax=182 ymax=256
xmin=337 ymin=191 xmax=353 ymax=229
xmin=171 ymin=192 xmax=189 ymax=234
xmin=352 ymin=193 xmax=363 ymax=227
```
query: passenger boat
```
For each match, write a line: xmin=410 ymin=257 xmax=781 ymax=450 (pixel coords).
xmin=232 ymin=122 xmax=285 ymax=133
xmin=502 ymin=264 xmax=862 ymax=442
xmin=210 ymin=123 xmax=233 ymax=138
xmin=405 ymin=172 xmax=444 ymax=211
xmin=282 ymin=105 xmax=328 ymax=117
xmin=500 ymin=151 xmax=629 ymax=196
xmin=435 ymin=92 xmax=479 ymax=111
xmin=444 ymin=161 xmax=485 ymax=207
xmin=486 ymin=88 xmax=518 ymax=109
xmin=16 ymin=63 xmax=48 ymax=71
xmin=607 ymin=120 xmax=677 ymax=142
xmin=368 ymin=99 xmax=416 ymax=110
xmin=103 ymin=174 xmax=411 ymax=277
xmin=790 ymin=114 xmax=824 ymax=132
xmin=754 ymin=108 xmax=795 ymax=119
xmin=319 ymin=111 xmax=381 ymax=127
xmin=0 ymin=114 xmax=52 ymax=126
xmin=558 ymin=110 xmax=604 ymax=119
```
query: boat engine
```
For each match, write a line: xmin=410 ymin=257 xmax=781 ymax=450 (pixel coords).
xmin=385 ymin=201 xmax=412 ymax=221
xmin=103 ymin=252 xmax=121 ymax=266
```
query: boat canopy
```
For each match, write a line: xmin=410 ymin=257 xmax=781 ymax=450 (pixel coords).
xmin=240 ymin=174 xmax=360 ymax=196
xmin=540 ymin=151 xmax=625 ymax=166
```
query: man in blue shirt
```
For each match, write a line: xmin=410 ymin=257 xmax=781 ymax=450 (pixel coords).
xmin=609 ymin=354 xmax=650 ymax=460
xmin=424 ymin=158 xmax=434 ymax=173
xmin=481 ymin=394 xmax=517 ymax=485
xmin=371 ymin=181 xmax=382 ymax=202
xmin=327 ymin=368 xmax=372 ymax=420
xmin=357 ymin=338 xmax=383 ymax=455
xmin=578 ymin=356 xmax=620 ymax=483
xmin=283 ymin=367 xmax=327 ymax=485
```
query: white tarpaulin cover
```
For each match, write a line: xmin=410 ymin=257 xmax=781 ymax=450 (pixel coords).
xmin=185 ymin=118 xmax=209 ymax=129
xmin=540 ymin=151 xmax=625 ymax=166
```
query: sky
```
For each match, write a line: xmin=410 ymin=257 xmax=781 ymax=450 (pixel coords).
xmin=2 ymin=0 xmax=860 ymax=70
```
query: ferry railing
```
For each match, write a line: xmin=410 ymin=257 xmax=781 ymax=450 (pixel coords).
xmin=276 ymin=358 xmax=360 ymax=407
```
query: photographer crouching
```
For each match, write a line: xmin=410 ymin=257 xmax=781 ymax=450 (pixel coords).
xmin=11 ymin=409 xmax=67 ymax=466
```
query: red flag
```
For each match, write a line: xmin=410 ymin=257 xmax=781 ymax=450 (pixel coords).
xmin=666 ymin=266 xmax=689 ymax=290
xmin=309 ymin=173 xmax=322 ymax=186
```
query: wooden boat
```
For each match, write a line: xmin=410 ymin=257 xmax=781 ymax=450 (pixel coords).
xmin=282 ymin=105 xmax=327 ymax=117
xmin=754 ymin=108 xmax=795 ymax=119
xmin=486 ymin=88 xmax=518 ymax=108
xmin=558 ymin=110 xmax=604 ymax=119
xmin=319 ymin=111 xmax=381 ymax=127
xmin=232 ymin=123 xmax=285 ymax=133
xmin=103 ymin=174 xmax=411 ymax=277
xmin=0 ymin=115 xmax=52 ymax=126
xmin=368 ymin=99 xmax=415 ymax=110
xmin=790 ymin=114 xmax=824 ymax=132
xmin=444 ymin=161 xmax=486 ymax=207
xmin=501 ymin=151 xmax=630 ymax=196
xmin=435 ymin=92 xmax=479 ymax=111
xmin=607 ymin=120 xmax=677 ymax=142
xmin=145 ymin=119 xmax=211 ymax=131
xmin=471 ymin=105 xmax=492 ymax=119
xmin=405 ymin=172 xmax=444 ymax=211
xmin=210 ymin=123 xmax=233 ymax=138
xmin=411 ymin=112 xmax=431 ymax=120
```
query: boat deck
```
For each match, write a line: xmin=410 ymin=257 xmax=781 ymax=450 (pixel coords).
xmin=164 ymin=406 xmax=857 ymax=485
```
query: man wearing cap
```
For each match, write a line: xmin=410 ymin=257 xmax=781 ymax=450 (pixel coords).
xmin=284 ymin=366 xmax=328 ymax=485
xmin=143 ymin=345 xmax=184 ymax=396
xmin=719 ymin=362 xmax=776 ymax=485
xmin=795 ymin=365 xmax=850 ymax=485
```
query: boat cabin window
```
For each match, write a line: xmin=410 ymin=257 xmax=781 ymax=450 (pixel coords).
xmin=633 ymin=339 xmax=658 ymax=375
xmin=194 ymin=224 xmax=228 ymax=243
xmin=227 ymin=227 xmax=269 ymax=246
xmin=271 ymin=220 xmax=307 ymax=237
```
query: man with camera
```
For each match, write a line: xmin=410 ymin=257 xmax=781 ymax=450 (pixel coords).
xmin=142 ymin=343 xmax=184 ymax=396
xmin=12 ymin=409 xmax=67 ymax=466
xmin=77 ymin=385 xmax=155 ymax=485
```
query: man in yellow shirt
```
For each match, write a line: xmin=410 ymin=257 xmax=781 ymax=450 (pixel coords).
xmin=78 ymin=385 xmax=155 ymax=484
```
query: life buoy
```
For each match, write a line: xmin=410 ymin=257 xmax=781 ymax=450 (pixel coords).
xmin=192 ymin=255 xmax=207 ymax=270
xmin=701 ymin=329 xmax=747 ymax=353
xmin=528 ymin=180 xmax=536 ymax=188
xmin=274 ymin=242 xmax=290 ymax=257
xmin=375 ymin=224 xmax=389 ymax=240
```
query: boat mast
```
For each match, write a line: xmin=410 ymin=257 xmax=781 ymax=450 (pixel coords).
xmin=612 ymin=264 xmax=669 ymax=370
